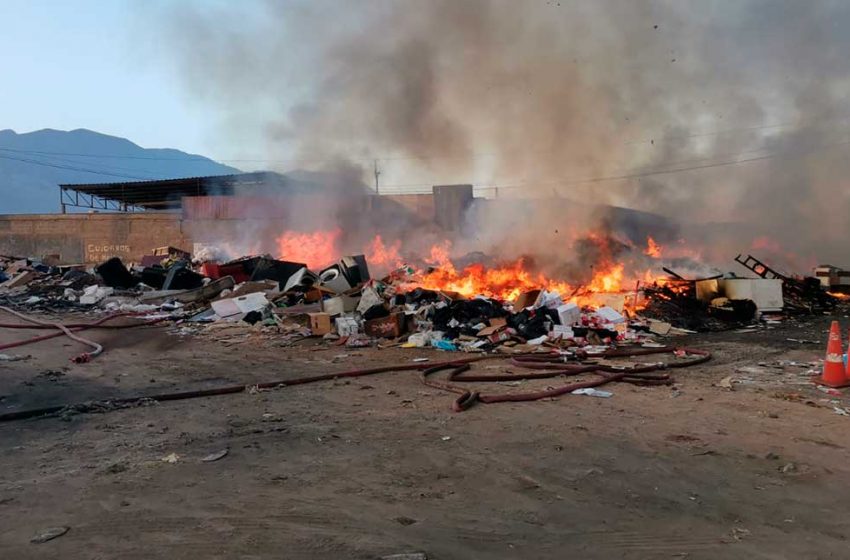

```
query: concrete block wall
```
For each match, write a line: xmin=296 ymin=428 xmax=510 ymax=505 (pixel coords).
xmin=0 ymin=189 xmax=461 ymax=265
xmin=0 ymin=213 xmax=188 ymax=264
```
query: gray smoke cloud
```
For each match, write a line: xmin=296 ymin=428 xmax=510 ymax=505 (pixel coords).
xmin=151 ymin=0 xmax=850 ymax=273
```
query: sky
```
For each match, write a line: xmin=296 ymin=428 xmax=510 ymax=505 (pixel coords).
xmin=0 ymin=0 xmax=215 ymax=156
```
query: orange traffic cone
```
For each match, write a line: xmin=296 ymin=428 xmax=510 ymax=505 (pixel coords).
xmin=817 ymin=321 xmax=849 ymax=387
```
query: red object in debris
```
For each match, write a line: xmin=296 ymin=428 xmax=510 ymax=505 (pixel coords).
xmin=201 ymin=262 xmax=250 ymax=283
xmin=365 ymin=313 xmax=406 ymax=338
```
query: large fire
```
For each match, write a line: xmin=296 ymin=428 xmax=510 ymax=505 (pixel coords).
xmin=367 ymin=235 xmax=404 ymax=268
xmin=276 ymin=228 xmax=341 ymax=269
xmin=277 ymin=228 xmax=666 ymax=306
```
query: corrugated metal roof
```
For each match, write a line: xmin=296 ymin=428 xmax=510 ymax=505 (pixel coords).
xmin=59 ymin=172 xmax=301 ymax=210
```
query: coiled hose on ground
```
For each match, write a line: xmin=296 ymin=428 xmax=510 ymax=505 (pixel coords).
xmin=0 ymin=345 xmax=710 ymax=422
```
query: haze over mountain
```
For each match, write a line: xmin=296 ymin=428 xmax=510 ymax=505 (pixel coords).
xmin=0 ymin=128 xmax=240 ymax=214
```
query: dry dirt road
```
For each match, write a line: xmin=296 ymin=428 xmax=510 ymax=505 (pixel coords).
xmin=1 ymin=314 xmax=849 ymax=559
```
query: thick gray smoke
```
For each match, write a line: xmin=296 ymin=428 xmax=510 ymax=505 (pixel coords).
xmin=152 ymin=0 xmax=850 ymax=272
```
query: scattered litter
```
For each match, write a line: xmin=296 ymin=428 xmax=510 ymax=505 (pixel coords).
xmin=572 ymin=388 xmax=613 ymax=398
xmin=730 ymin=526 xmax=751 ymax=541
xmin=0 ymin=353 xmax=29 ymax=362
xmin=718 ymin=376 xmax=736 ymax=390
xmin=432 ymin=340 xmax=457 ymax=352
xmin=30 ymin=526 xmax=70 ymax=544
xmin=160 ymin=453 xmax=180 ymax=464
xmin=202 ymin=449 xmax=229 ymax=462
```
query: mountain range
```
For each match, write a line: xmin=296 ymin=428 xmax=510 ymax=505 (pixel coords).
xmin=0 ymin=128 xmax=241 ymax=214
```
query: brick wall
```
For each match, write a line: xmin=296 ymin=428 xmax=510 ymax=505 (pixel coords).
xmin=0 ymin=213 xmax=188 ymax=264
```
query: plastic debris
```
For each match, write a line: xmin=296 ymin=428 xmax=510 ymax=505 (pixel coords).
xmin=572 ymin=388 xmax=613 ymax=398
xmin=431 ymin=339 xmax=458 ymax=351
xmin=202 ymin=449 xmax=229 ymax=462
xmin=30 ymin=526 xmax=70 ymax=544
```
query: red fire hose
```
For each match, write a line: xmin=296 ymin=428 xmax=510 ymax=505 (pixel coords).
xmin=422 ymin=348 xmax=711 ymax=411
xmin=0 ymin=346 xmax=710 ymax=422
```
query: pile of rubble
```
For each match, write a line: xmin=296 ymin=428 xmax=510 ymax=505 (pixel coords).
xmin=1 ymin=249 xmax=842 ymax=356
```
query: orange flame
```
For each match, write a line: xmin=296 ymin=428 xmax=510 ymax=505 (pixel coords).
xmin=367 ymin=235 xmax=404 ymax=268
xmin=271 ymin=228 xmax=669 ymax=309
xmin=412 ymin=240 xmax=636 ymax=303
xmin=644 ymin=236 xmax=662 ymax=258
xmin=425 ymin=240 xmax=452 ymax=268
xmin=276 ymin=228 xmax=341 ymax=269
xmin=587 ymin=263 xmax=625 ymax=292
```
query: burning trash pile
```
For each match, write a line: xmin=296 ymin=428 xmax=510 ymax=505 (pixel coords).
xmin=1 ymin=240 xmax=843 ymax=361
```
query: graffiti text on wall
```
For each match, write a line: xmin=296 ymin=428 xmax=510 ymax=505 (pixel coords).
xmin=85 ymin=243 xmax=131 ymax=263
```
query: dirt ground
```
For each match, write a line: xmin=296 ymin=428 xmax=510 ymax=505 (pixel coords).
xmin=2 ymin=312 xmax=850 ymax=559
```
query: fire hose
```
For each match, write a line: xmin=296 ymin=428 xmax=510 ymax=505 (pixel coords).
xmin=0 ymin=346 xmax=710 ymax=422
xmin=422 ymin=348 xmax=711 ymax=411
xmin=0 ymin=308 xmax=168 ymax=362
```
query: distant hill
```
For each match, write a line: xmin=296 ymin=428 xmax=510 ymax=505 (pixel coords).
xmin=0 ymin=128 xmax=241 ymax=214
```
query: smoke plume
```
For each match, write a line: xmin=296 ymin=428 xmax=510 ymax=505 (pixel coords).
xmin=152 ymin=0 xmax=850 ymax=272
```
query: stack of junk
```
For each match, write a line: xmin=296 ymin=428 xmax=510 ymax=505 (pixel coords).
xmin=0 ymin=248 xmax=842 ymax=361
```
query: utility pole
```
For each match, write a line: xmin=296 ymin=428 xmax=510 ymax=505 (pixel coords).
xmin=373 ymin=159 xmax=381 ymax=195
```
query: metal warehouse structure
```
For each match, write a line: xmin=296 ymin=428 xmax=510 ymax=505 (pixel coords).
xmin=58 ymin=172 xmax=298 ymax=212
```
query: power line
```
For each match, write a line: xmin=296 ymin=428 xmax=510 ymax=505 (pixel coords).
xmin=4 ymin=133 xmax=849 ymax=194
xmin=625 ymin=114 xmax=850 ymax=145
xmin=0 ymin=153 xmax=152 ymax=180
xmin=379 ymin=135 xmax=850 ymax=192
xmin=0 ymin=145 xmax=492 ymax=166
xmin=23 ymin=151 xmax=164 ymax=179
xmin=491 ymin=137 xmax=850 ymax=190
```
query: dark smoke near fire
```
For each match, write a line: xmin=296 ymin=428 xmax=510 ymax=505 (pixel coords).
xmin=152 ymin=0 xmax=850 ymax=273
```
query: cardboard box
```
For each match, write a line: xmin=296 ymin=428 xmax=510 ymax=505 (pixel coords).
xmin=365 ymin=312 xmax=406 ymax=338
xmin=309 ymin=312 xmax=332 ymax=336
xmin=477 ymin=317 xmax=508 ymax=337
xmin=335 ymin=316 xmax=361 ymax=337
xmin=587 ymin=293 xmax=627 ymax=313
xmin=556 ymin=302 xmax=581 ymax=326
xmin=153 ymin=246 xmax=191 ymax=260
xmin=322 ymin=295 xmax=361 ymax=316
xmin=514 ymin=289 xmax=541 ymax=310
xmin=595 ymin=306 xmax=625 ymax=324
